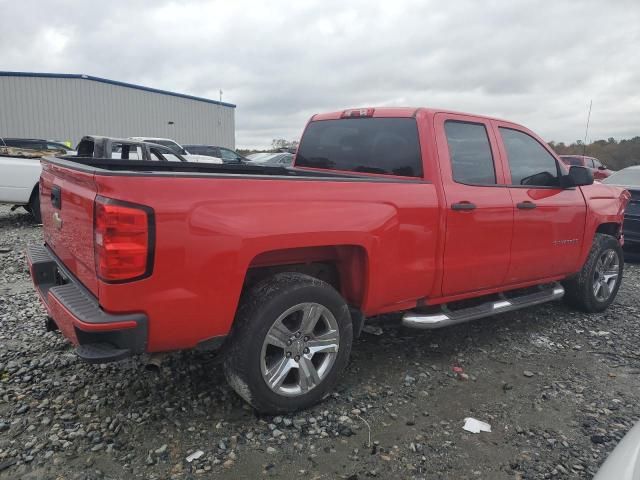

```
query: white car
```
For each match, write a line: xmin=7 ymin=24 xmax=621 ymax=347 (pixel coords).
xmin=0 ymin=148 xmax=50 ymax=222
xmin=128 ymin=137 xmax=223 ymax=164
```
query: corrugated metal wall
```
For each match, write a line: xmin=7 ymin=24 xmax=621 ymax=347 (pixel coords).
xmin=0 ymin=75 xmax=235 ymax=148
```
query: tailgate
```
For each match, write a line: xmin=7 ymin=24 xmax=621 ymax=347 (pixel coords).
xmin=40 ymin=160 xmax=99 ymax=296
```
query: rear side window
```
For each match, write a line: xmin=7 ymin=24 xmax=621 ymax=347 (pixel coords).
xmin=500 ymin=128 xmax=560 ymax=187
xmin=444 ymin=121 xmax=496 ymax=185
xmin=296 ymin=118 xmax=423 ymax=177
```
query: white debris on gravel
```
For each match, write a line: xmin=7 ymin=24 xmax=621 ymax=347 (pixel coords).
xmin=462 ymin=418 xmax=492 ymax=434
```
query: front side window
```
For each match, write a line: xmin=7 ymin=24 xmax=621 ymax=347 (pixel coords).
xmin=296 ymin=118 xmax=423 ymax=177
xmin=444 ymin=121 xmax=496 ymax=185
xmin=500 ymin=128 xmax=559 ymax=187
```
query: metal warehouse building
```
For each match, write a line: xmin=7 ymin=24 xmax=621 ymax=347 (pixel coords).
xmin=0 ymin=71 xmax=236 ymax=149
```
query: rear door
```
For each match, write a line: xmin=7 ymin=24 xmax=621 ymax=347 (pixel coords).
xmin=435 ymin=113 xmax=513 ymax=296
xmin=493 ymin=122 xmax=587 ymax=283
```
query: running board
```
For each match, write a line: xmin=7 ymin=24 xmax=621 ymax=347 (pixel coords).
xmin=402 ymin=284 xmax=565 ymax=330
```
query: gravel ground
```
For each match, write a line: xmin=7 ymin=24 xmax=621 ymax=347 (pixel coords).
xmin=1 ymin=204 xmax=640 ymax=480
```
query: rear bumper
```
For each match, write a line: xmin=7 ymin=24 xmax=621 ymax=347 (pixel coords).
xmin=27 ymin=244 xmax=147 ymax=363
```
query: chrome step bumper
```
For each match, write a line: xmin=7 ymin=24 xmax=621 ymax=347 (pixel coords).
xmin=402 ymin=284 xmax=565 ymax=329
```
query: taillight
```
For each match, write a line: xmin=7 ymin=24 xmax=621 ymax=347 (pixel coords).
xmin=94 ymin=196 xmax=154 ymax=282
xmin=341 ymin=108 xmax=374 ymax=118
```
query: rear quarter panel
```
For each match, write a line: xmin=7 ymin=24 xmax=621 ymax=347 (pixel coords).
xmin=95 ymin=174 xmax=440 ymax=351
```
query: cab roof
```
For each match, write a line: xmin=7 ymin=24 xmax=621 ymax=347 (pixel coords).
xmin=311 ymin=107 xmax=512 ymax=124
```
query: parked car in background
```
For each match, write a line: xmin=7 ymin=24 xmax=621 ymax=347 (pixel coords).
xmin=183 ymin=145 xmax=247 ymax=164
xmin=559 ymin=155 xmax=613 ymax=180
xmin=246 ymin=152 xmax=294 ymax=167
xmin=129 ymin=137 xmax=222 ymax=164
xmin=0 ymin=148 xmax=52 ymax=222
xmin=602 ymin=166 xmax=640 ymax=248
xmin=28 ymin=106 xmax=629 ymax=414
xmin=1 ymin=137 xmax=75 ymax=154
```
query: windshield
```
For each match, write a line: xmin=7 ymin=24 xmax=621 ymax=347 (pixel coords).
xmin=146 ymin=139 xmax=186 ymax=155
xmin=602 ymin=168 xmax=640 ymax=186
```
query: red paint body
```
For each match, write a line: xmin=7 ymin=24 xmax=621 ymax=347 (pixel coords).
xmin=35 ymin=107 xmax=629 ymax=354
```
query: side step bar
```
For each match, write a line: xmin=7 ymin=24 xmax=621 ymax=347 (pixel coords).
xmin=402 ymin=283 xmax=565 ymax=330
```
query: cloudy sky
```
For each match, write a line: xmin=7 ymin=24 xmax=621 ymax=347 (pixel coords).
xmin=2 ymin=0 xmax=639 ymax=148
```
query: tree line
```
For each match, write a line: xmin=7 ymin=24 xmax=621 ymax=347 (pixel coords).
xmin=549 ymin=137 xmax=640 ymax=171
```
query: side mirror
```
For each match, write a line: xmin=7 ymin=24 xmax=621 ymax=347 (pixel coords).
xmin=562 ymin=165 xmax=594 ymax=188
xmin=598 ymin=165 xmax=607 ymax=170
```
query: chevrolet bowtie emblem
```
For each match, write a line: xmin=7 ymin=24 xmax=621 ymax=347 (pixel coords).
xmin=53 ymin=211 xmax=63 ymax=229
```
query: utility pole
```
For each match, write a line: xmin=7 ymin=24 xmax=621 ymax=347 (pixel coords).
xmin=220 ymin=89 xmax=223 ymax=102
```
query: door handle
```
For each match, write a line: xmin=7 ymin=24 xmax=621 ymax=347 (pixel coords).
xmin=451 ymin=202 xmax=477 ymax=211
xmin=51 ymin=185 xmax=61 ymax=209
xmin=517 ymin=201 xmax=537 ymax=210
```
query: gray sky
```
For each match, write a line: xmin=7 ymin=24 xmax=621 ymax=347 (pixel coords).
xmin=2 ymin=0 xmax=639 ymax=148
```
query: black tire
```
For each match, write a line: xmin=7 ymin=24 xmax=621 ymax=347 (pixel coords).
xmin=223 ymin=273 xmax=353 ymax=414
xmin=563 ymin=233 xmax=623 ymax=312
xmin=28 ymin=187 xmax=41 ymax=223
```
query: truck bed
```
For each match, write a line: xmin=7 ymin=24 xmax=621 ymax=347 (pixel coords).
xmin=38 ymin=154 xmax=438 ymax=353
xmin=51 ymin=155 xmax=384 ymax=180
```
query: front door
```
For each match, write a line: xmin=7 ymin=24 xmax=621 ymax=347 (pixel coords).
xmin=493 ymin=123 xmax=587 ymax=284
xmin=435 ymin=113 xmax=514 ymax=296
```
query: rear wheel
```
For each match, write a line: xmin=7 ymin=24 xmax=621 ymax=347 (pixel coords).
xmin=28 ymin=188 xmax=41 ymax=223
xmin=563 ymin=233 xmax=623 ymax=312
xmin=224 ymin=273 xmax=353 ymax=414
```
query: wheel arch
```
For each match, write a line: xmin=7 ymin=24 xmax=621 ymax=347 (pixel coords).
xmin=29 ymin=181 xmax=40 ymax=201
xmin=242 ymin=244 xmax=370 ymax=310
xmin=595 ymin=222 xmax=622 ymax=238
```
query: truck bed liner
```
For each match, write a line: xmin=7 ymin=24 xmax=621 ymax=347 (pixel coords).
xmin=50 ymin=156 xmax=349 ymax=178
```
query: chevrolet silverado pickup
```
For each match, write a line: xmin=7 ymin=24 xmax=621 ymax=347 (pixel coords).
xmin=28 ymin=107 xmax=630 ymax=413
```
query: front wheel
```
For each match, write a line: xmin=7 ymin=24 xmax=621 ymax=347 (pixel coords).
xmin=563 ymin=233 xmax=623 ymax=312
xmin=224 ymin=273 xmax=353 ymax=414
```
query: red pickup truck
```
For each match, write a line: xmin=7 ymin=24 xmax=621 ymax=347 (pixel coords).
xmin=28 ymin=107 xmax=630 ymax=413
